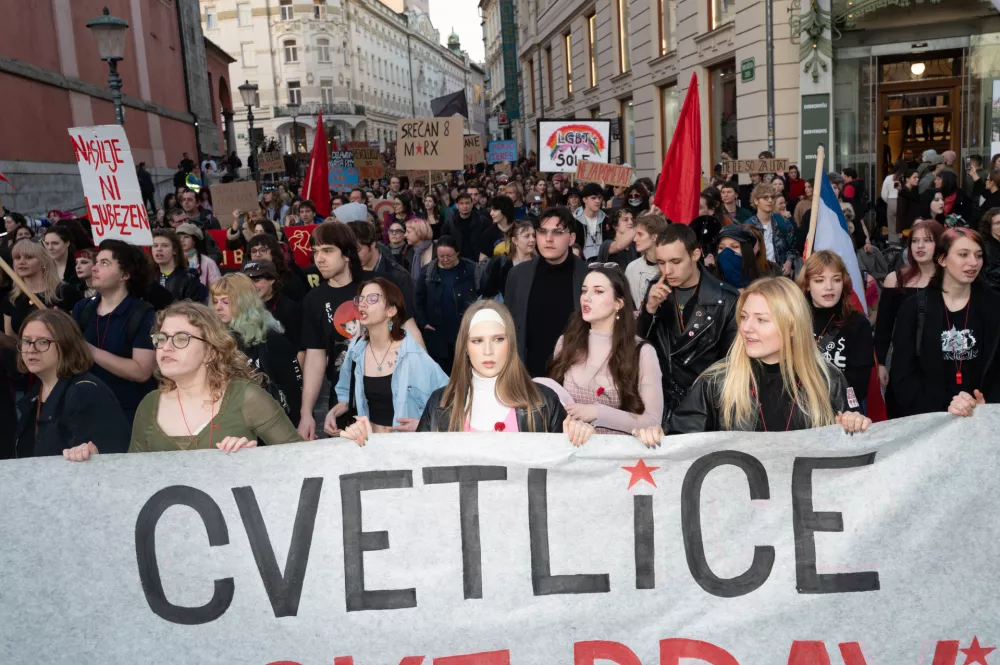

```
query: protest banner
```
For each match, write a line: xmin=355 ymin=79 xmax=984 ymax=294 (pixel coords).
xmin=721 ymin=158 xmax=790 ymax=174
xmin=1 ymin=411 xmax=997 ymax=663
xmin=577 ymin=160 xmax=633 ymax=187
xmin=67 ymin=125 xmax=151 ymax=245
xmin=487 ymin=140 xmax=517 ymax=164
xmin=396 ymin=117 xmax=464 ymax=171
xmin=329 ymin=166 xmax=360 ymax=190
xmin=463 ymin=134 xmax=484 ymax=166
xmin=205 ymin=229 xmax=245 ymax=270
xmin=258 ymin=151 xmax=284 ymax=175
xmin=351 ymin=148 xmax=384 ymax=180
xmin=537 ymin=119 xmax=611 ymax=173
xmin=210 ymin=181 xmax=260 ymax=225
xmin=282 ymin=223 xmax=319 ymax=268
xmin=329 ymin=150 xmax=354 ymax=169
xmin=346 ymin=141 xmax=369 ymax=151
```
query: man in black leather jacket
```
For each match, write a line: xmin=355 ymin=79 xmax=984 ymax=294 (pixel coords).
xmin=636 ymin=224 xmax=739 ymax=422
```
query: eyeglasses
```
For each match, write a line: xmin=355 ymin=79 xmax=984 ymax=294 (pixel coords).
xmin=589 ymin=262 xmax=620 ymax=271
xmin=17 ymin=338 xmax=53 ymax=353
xmin=536 ymin=228 xmax=569 ymax=238
xmin=387 ymin=228 xmax=405 ymax=234
xmin=250 ymin=247 xmax=270 ymax=256
xmin=151 ymin=332 xmax=207 ymax=349
xmin=353 ymin=293 xmax=384 ymax=307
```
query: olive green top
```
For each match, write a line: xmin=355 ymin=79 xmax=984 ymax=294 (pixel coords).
xmin=128 ymin=379 xmax=302 ymax=453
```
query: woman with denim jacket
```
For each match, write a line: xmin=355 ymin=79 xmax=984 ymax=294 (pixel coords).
xmin=746 ymin=184 xmax=798 ymax=277
xmin=327 ymin=277 xmax=447 ymax=440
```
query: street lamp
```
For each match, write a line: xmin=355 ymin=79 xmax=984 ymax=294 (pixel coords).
xmin=287 ymin=101 xmax=300 ymax=177
xmin=238 ymin=80 xmax=260 ymax=183
xmin=86 ymin=7 xmax=129 ymax=126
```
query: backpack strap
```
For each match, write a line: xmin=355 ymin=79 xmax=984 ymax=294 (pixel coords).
xmin=915 ymin=289 xmax=927 ymax=359
xmin=76 ymin=298 xmax=99 ymax=335
xmin=125 ymin=300 xmax=155 ymax=343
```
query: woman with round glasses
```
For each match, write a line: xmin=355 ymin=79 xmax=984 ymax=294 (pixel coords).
xmin=330 ymin=278 xmax=447 ymax=443
xmin=12 ymin=309 xmax=129 ymax=458
xmin=63 ymin=302 xmax=301 ymax=460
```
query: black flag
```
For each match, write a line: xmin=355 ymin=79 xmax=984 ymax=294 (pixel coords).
xmin=431 ymin=90 xmax=469 ymax=119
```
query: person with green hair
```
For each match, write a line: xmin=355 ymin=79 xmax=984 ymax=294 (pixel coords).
xmin=210 ymin=273 xmax=303 ymax=426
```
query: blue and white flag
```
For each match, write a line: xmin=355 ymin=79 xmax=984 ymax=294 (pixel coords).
xmin=812 ymin=170 xmax=867 ymax=311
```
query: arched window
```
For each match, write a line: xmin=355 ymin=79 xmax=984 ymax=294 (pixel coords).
xmin=284 ymin=40 xmax=298 ymax=63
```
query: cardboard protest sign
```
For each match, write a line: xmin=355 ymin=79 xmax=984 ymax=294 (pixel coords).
xmin=329 ymin=150 xmax=354 ymax=169
xmin=2 ymin=411 xmax=999 ymax=662
xmin=577 ymin=160 xmax=633 ymax=187
xmin=487 ymin=140 xmax=517 ymax=163
xmin=463 ymin=134 xmax=484 ymax=166
xmin=210 ymin=181 xmax=259 ymax=224
xmin=328 ymin=166 xmax=360 ymax=190
xmin=67 ymin=125 xmax=151 ymax=245
xmin=258 ymin=150 xmax=284 ymax=174
xmin=345 ymin=141 xmax=369 ymax=150
xmin=396 ymin=117 xmax=464 ymax=171
xmin=351 ymin=148 xmax=384 ymax=180
xmin=537 ymin=119 xmax=611 ymax=173
xmin=721 ymin=158 xmax=790 ymax=174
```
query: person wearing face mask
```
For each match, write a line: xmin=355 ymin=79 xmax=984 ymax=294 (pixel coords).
xmin=747 ymin=185 xmax=797 ymax=277
xmin=481 ymin=220 xmax=536 ymax=300
xmin=525 ymin=193 xmax=544 ymax=221
xmin=638 ymin=224 xmax=740 ymax=422
xmin=412 ymin=301 xmax=594 ymax=445
xmin=210 ymin=273 xmax=302 ymax=427
xmin=415 ymin=237 xmax=480 ymax=371
xmin=624 ymin=184 xmax=650 ymax=215
xmin=332 ymin=279 xmax=448 ymax=445
xmin=887 ymin=228 xmax=1000 ymax=417
xmin=797 ymin=251 xmax=874 ymax=409
xmin=633 ymin=278 xmax=871 ymax=444
xmin=548 ymin=266 xmax=662 ymax=435
xmin=712 ymin=225 xmax=760 ymax=289
xmin=63 ymin=302 xmax=302 ymax=460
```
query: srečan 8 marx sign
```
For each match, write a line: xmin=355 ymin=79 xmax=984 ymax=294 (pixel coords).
xmin=395 ymin=117 xmax=464 ymax=171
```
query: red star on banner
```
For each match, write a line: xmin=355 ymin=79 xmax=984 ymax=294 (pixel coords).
xmin=961 ymin=637 xmax=995 ymax=665
xmin=416 ymin=145 xmax=423 ymax=155
xmin=622 ymin=459 xmax=660 ymax=490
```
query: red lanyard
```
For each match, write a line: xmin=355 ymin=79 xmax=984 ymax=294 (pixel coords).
xmin=815 ymin=313 xmax=837 ymax=345
xmin=944 ymin=299 xmax=972 ymax=385
xmin=751 ymin=383 xmax=797 ymax=432
xmin=95 ymin=313 xmax=113 ymax=350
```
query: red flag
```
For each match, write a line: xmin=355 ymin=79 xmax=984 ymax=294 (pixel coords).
xmin=652 ymin=72 xmax=701 ymax=225
xmin=302 ymin=111 xmax=331 ymax=218
xmin=0 ymin=171 xmax=13 ymax=189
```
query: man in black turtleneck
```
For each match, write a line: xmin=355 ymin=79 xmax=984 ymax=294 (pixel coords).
xmin=505 ymin=207 xmax=587 ymax=377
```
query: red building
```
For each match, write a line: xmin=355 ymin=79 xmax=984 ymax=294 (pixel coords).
xmin=0 ymin=0 xmax=235 ymax=216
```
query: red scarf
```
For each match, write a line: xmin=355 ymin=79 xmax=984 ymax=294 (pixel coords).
xmin=944 ymin=192 xmax=957 ymax=215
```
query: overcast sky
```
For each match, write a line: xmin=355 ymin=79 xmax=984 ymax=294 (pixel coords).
xmin=428 ymin=0 xmax=485 ymax=64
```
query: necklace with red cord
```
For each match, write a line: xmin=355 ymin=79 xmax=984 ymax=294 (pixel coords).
xmin=177 ymin=392 xmax=218 ymax=450
xmin=750 ymin=380 xmax=796 ymax=432
xmin=944 ymin=298 xmax=972 ymax=386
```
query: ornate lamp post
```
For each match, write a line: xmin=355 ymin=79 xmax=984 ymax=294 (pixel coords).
xmin=238 ymin=80 xmax=260 ymax=183
xmin=86 ymin=7 xmax=130 ymax=126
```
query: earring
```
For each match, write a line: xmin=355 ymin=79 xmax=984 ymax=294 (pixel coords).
xmin=615 ymin=310 xmax=620 ymax=321
xmin=388 ymin=320 xmax=393 ymax=332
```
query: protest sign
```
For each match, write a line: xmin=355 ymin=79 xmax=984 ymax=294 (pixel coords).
xmin=329 ymin=150 xmax=354 ymax=169
xmin=67 ymin=125 xmax=151 ymax=245
xmin=537 ymin=119 xmax=611 ymax=173
xmin=282 ymin=223 xmax=319 ymax=268
xmin=258 ymin=151 xmax=284 ymax=175
xmin=721 ymin=158 xmax=790 ymax=174
xmin=463 ymin=134 xmax=484 ymax=166
xmin=487 ymin=140 xmax=517 ymax=164
xmin=1 ymin=411 xmax=998 ymax=663
xmin=205 ymin=230 xmax=245 ymax=269
xmin=210 ymin=181 xmax=259 ymax=224
xmin=577 ymin=160 xmax=633 ymax=187
xmin=329 ymin=166 xmax=360 ymax=190
xmin=345 ymin=141 xmax=369 ymax=151
xmin=396 ymin=117 xmax=464 ymax=171
xmin=351 ymin=148 xmax=384 ymax=180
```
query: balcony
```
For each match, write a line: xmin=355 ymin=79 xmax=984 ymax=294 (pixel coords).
xmin=273 ymin=102 xmax=365 ymax=118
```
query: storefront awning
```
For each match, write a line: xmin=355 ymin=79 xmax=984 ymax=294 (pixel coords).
xmin=832 ymin=0 xmax=998 ymax=28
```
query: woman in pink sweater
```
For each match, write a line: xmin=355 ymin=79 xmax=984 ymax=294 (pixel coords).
xmin=548 ymin=265 xmax=663 ymax=434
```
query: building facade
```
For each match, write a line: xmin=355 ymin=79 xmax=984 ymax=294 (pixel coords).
xmin=202 ymin=0 xmax=485 ymax=161
xmin=515 ymin=0 xmax=1000 ymax=188
xmin=480 ymin=0 xmax=506 ymax=141
xmin=0 ymin=0 xmax=228 ymax=215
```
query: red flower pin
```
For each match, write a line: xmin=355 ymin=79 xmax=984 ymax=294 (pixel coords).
xmin=596 ymin=387 xmax=606 ymax=397
xmin=494 ymin=422 xmax=505 ymax=432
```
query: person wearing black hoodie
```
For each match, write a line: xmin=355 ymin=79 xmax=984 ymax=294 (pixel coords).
xmin=978 ymin=207 xmax=1000 ymax=291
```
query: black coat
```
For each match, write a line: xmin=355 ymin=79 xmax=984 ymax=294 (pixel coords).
xmin=442 ymin=209 xmax=486 ymax=261
xmin=416 ymin=383 xmax=567 ymax=433
xmin=415 ymin=259 xmax=479 ymax=361
xmin=14 ymin=372 xmax=130 ymax=457
xmin=983 ymin=235 xmax=1000 ymax=292
xmin=636 ymin=266 xmax=740 ymax=414
xmin=668 ymin=362 xmax=851 ymax=434
xmin=504 ymin=255 xmax=588 ymax=363
xmin=159 ymin=267 xmax=207 ymax=302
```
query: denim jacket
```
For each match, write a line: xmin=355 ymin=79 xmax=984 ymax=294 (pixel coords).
xmin=335 ymin=333 xmax=449 ymax=425
xmin=747 ymin=214 xmax=797 ymax=267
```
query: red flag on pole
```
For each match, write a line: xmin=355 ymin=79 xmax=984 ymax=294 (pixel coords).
xmin=652 ymin=72 xmax=701 ymax=225
xmin=0 ymin=171 xmax=14 ymax=189
xmin=302 ymin=111 xmax=331 ymax=218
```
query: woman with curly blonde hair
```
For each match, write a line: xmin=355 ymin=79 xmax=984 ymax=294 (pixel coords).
xmin=63 ymin=302 xmax=301 ymax=460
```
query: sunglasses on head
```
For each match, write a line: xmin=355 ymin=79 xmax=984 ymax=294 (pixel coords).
xmin=588 ymin=262 xmax=620 ymax=271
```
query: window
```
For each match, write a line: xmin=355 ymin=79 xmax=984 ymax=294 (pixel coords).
xmin=288 ymin=81 xmax=301 ymax=105
xmin=314 ymin=0 xmax=327 ymax=19
xmin=241 ymin=43 xmax=255 ymax=67
xmin=587 ymin=13 xmax=597 ymax=87
xmin=711 ymin=0 xmax=736 ymax=29
xmin=658 ymin=0 xmax=677 ymax=55
xmin=321 ymin=79 xmax=334 ymax=104
xmin=205 ymin=6 xmax=217 ymax=29
xmin=279 ymin=0 xmax=293 ymax=21
xmin=621 ymin=98 xmax=635 ymax=165
xmin=527 ymin=59 xmax=536 ymax=113
xmin=616 ymin=0 xmax=631 ymax=73
xmin=660 ymin=83 xmax=680 ymax=157
xmin=284 ymin=40 xmax=298 ymax=63
xmin=564 ymin=33 xmax=573 ymax=95
xmin=358 ymin=48 xmax=363 ymax=71
xmin=544 ymin=46 xmax=553 ymax=106
xmin=237 ymin=2 xmax=251 ymax=26
xmin=316 ymin=38 xmax=330 ymax=62
xmin=344 ymin=42 xmax=350 ymax=66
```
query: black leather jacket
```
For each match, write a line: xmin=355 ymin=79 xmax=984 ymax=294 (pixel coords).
xmin=416 ymin=383 xmax=567 ymax=433
xmin=636 ymin=266 xmax=740 ymax=411
xmin=668 ymin=362 xmax=852 ymax=434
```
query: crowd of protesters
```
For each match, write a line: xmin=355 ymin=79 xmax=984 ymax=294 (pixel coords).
xmin=4 ymin=144 xmax=999 ymax=463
